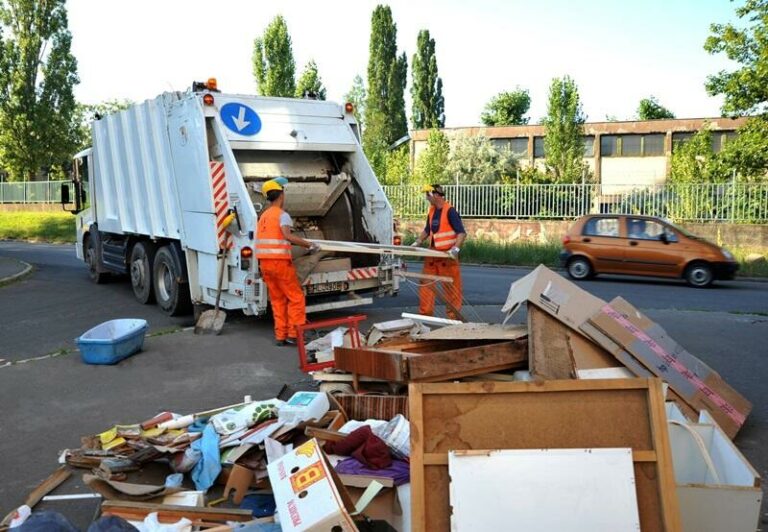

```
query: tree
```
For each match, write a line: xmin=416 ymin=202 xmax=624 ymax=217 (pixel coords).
xmin=705 ymin=0 xmax=768 ymax=116
xmin=76 ymin=99 xmax=132 ymax=149
xmin=445 ymin=134 xmax=518 ymax=184
xmin=0 ymin=0 xmax=79 ymax=181
xmin=411 ymin=29 xmax=444 ymax=129
xmin=364 ymin=5 xmax=408 ymax=176
xmin=344 ymin=75 xmax=366 ymax=132
xmin=637 ymin=96 xmax=675 ymax=120
xmin=413 ymin=129 xmax=449 ymax=183
xmin=252 ymin=15 xmax=295 ymax=97
xmin=381 ymin=145 xmax=411 ymax=185
xmin=480 ymin=89 xmax=530 ymax=126
xmin=542 ymin=76 xmax=587 ymax=183
xmin=295 ymin=60 xmax=326 ymax=100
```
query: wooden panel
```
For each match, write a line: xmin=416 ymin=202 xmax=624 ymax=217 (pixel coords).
xmin=408 ymin=340 xmax=527 ymax=381
xmin=417 ymin=323 xmax=528 ymax=341
xmin=527 ymin=304 xmax=576 ymax=379
xmin=409 ymin=379 xmax=681 ymax=532
xmin=333 ymin=346 xmax=406 ymax=381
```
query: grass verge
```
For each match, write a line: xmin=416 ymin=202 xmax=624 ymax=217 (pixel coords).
xmin=0 ymin=211 xmax=75 ymax=243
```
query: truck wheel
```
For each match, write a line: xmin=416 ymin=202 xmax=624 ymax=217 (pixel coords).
xmin=84 ymin=235 xmax=109 ymax=284
xmin=685 ymin=262 xmax=713 ymax=288
xmin=153 ymin=245 xmax=192 ymax=315
xmin=129 ymin=241 xmax=156 ymax=304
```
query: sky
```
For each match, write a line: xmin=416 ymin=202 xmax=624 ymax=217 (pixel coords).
xmin=67 ymin=0 xmax=741 ymax=127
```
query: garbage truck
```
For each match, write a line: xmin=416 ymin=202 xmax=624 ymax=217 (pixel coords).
xmin=63 ymin=79 xmax=401 ymax=316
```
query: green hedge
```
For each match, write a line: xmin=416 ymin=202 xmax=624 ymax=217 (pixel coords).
xmin=0 ymin=211 xmax=76 ymax=243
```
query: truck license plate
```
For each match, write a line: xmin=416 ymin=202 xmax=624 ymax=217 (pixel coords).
xmin=307 ymin=281 xmax=344 ymax=295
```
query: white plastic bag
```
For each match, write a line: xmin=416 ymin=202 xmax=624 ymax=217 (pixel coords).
xmin=133 ymin=512 xmax=191 ymax=532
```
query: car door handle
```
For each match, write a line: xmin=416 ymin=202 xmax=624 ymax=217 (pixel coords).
xmin=582 ymin=238 xmax=591 ymax=243
xmin=629 ymin=241 xmax=638 ymax=246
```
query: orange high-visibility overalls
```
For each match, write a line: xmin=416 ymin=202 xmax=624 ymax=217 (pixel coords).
xmin=255 ymin=207 xmax=306 ymax=341
xmin=418 ymin=202 xmax=463 ymax=320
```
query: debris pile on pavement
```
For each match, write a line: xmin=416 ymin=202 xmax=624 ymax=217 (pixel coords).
xmin=3 ymin=265 xmax=761 ymax=532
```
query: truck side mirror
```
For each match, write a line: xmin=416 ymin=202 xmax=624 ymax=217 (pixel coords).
xmin=61 ymin=183 xmax=70 ymax=205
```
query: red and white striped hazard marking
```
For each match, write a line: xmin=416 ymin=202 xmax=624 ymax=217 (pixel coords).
xmin=347 ymin=267 xmax=378 ymax=281
xmin=210 ymin=161 xmax=232 ymax=249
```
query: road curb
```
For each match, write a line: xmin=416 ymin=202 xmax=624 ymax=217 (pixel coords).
xmin=0 ymin=258 xmax=33 ymax=287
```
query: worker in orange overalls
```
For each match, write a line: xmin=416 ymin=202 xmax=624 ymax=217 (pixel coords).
xmin=255 ymin=178 xmax=319 ymax=346
xmin=411 ymin=184 xmax=466 ymax=320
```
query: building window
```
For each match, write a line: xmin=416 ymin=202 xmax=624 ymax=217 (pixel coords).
xmin=583 ymin=136 xmax=595 ymax=157
xmin=534 ymin=137 xmax=545 ymax=158
xmin=642 ymin=134 xmax=665 ymax=156
xmin=621 ymin=135 xmax=642 ymax=156
xmin=510 ymin=137 xmax=529 ymax=156
xmin=711 ymin=130 xmax=737 ymax=153
xmin=491 ymin=139 xmax=512 ymax=150
xmin=672 ymin=132 xmax=695 ymax=152
xmin=601 ymin=135 xmax=618 ymax=157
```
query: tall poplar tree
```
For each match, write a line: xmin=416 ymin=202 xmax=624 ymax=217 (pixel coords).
xmin=411 ymin=29 xmax=444 ymax=129
xmin=0 ymin=0 xmax=79 ymax=180
xmin=295 ymin=60 xmax=326 ymax=100
xmin=252 ymin=15 xmax=296 ymax=97
xmin=542 ymin=75 xmax=587 ymax=183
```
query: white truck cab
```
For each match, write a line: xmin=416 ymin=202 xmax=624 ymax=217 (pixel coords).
xmin=66 ymin=80 xmax=400 ymax=316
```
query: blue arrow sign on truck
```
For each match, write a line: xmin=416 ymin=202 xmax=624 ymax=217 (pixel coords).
xmin=220 ymin=102 xmax=262 ymax=136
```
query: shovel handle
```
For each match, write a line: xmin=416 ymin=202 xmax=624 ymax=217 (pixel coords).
xmin=213 ymin=249 xmax=227 ymax=312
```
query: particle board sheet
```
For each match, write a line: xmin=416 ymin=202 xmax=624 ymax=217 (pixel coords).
xmin=409 ymin=379 xmax=681 ymax=532
xmin=448 ymin=448 xmax=641 ymax=532
xmin=586 ymin=297 xmax=752 ymax=438
xmin=416 ymin=323 xmax=528 ymax=341
xmin=333 ymin=338 xmax=527 ymax=382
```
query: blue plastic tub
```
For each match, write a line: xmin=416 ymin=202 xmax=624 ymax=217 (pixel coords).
xmin=76 ymin=319 xmax=148 ymax=365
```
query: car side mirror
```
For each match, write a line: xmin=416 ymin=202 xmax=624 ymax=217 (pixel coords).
xmin=61 ymin=183 xmax=70 ymax=205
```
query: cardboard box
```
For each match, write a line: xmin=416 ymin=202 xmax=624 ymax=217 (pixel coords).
xmin=268 ymin=438 xmax=359 ymax=531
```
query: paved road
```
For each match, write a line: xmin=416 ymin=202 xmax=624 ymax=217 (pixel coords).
xmin=1 ymin=241 xmax=767 ymax=527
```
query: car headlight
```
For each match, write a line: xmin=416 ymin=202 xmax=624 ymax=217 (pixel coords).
xmin=722 ymin=249 xmax=733 ymax=260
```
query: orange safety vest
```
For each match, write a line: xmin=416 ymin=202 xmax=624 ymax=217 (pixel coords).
xmin=255 ymin=207 xmax=292 ymax=260
xmin=427 ymin=202 xmax=458 ymax=251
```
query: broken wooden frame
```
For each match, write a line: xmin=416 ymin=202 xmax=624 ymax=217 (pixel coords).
xmin=334 ymin=337 xmax=527 ymax=383
xmin=409 ymin=379 xmax=681 ymax=532
xmin=308 ymin=239 xmax=451 ymax=259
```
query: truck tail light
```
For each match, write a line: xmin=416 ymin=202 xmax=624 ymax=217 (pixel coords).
xmin=344 ymin=102 xmax=354 ymax=114
xmin=240 ymin=246 xmax=253 ymax=270
xmin=203 ymin=93 xmax=214 ymax=106
xmin=393 ymin=235 xmax=402 ymax=246
xmin=562 ymin=235 xmax=571 ymax=245
xmin=207 ymin=78 xmax=218 ymax=91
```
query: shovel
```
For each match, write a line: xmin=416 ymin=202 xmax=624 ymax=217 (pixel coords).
xmin=194 ymin=248 xmax=228 ymax=335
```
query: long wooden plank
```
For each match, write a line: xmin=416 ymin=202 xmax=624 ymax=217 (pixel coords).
xmin=308 ymin=239 xmax=450 ymax=259
xmin=101 ymin=501 xmax=253 ymax=522
xmin=409 ymin=378 xmax=681 ymax=532
xmin=1 ymin=466 xmax=72 ymax=527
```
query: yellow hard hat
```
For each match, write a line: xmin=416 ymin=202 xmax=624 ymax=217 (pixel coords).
xmin=421 ymin=184 xmax=434 ymax=193
xmin=262 ymin=179 xmax=284 ymax=195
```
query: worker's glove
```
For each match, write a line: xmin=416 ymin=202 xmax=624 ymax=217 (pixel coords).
xmin=449 ymin=246 xmax=461 ymax=260
xmin=308 ymin=243 xmax=320 ymax=254
xmin=410 ymin=240 xmax=421 ymax=247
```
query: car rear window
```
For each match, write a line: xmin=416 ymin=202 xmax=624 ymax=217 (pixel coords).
xmin=583 ymin=217 xmax=619 ymax=237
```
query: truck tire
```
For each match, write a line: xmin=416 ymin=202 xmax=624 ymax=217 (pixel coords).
xmin=129 ymin=241 xmax=156 ymax=304
xmin=84 ymin=234 xmax=109 ymax=284
xmin=153 ymin=245 xmax=192 ymax=315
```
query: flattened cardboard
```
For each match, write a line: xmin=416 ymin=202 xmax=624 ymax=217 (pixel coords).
xmin=587 ymin=297 xmax=752 ymax=438
xmin=527 ymin=304 xmax=576 ymax=379
xmin=501 ymin=265 xmax=605 ymax=330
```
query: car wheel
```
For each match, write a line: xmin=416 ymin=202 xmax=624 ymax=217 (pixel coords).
xmin=153 ymin=245 xmax=192 ymax=315
xmin=685 ymin=262 xmax=713 ymax=288
xmin=567 ymin=257 xmax=593 ymax=280
xmin=129 ymin=241 xmax=156 ymax=304
xmin=84 ymin=235 xmax=109 ymax=284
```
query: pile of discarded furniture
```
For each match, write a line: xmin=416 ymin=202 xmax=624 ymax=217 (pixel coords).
xmin=2 ymin=266 xmax=761 ymax=532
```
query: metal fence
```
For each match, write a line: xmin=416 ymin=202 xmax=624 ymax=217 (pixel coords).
xmin=0 ymin=180 xmax=64 ymax=203
xmin=383 ymin=183 xmax=768 ymax=223
xmin=3 ymin=180 xmax=768 ymax=223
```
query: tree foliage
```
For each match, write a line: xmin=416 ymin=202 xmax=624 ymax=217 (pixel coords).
xmin=669 ymin=129 xmax=718 ymax=183
xmin=411 ymin=29 xmax=444 ymax=129
xmin=252 ymin=15 xmax=296 ymax=97
xmin=637 ymin=96 xmax=675 ymax=120
xmin=705 ymin=0 xmax=768 ymax=116
xmin=542 ymin=76 xmax=587 ymax=183
xmin=480 ymin=89 xmax=530 ymax=126
xmin=445 ymin=134 xmax=518 ymax=185
xmin=344 ymin=74 xmax=367 ymax=132
xmin=0 ymin=0 xmax=79 ymax=181
xmin=380 ymin=145 xmax=411 ymax=185
xmin=364 ymin=5 xmax=407 ymax=177
xmin=295 ymin=60 xmax=326 ymax=100
xmin=413 ymin=129 xmax=449 ymax=183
